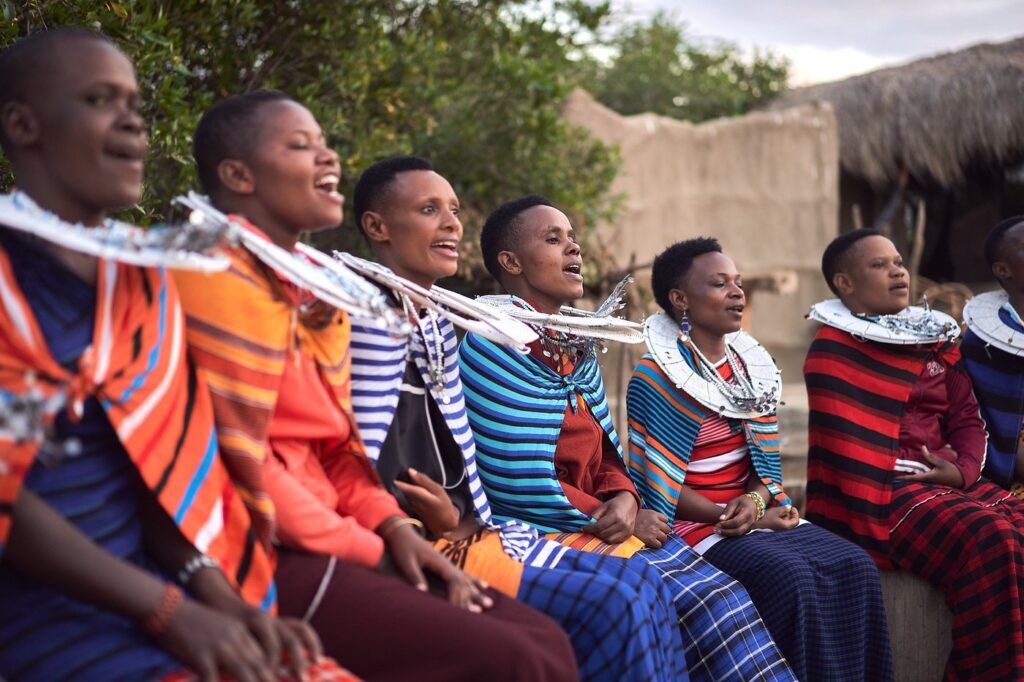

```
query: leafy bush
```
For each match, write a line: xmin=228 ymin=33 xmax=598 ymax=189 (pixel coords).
xmin=0 ymin=0 xmax=620 ymax=292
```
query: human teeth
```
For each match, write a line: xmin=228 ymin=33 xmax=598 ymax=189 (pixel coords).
xmin=316 ymin=174 xmax=338 ymax=187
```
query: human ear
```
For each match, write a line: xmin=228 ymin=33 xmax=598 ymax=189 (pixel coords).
xmin=362 ymin=211 xmax=389 ymax=245
xmin=993 ymin=261 xmax=1012 ymax=284
xmin=667 ymin=289 xmax=688 ymax=318
xmin=0 ymin=102 xmax=40 ymax=147
xmin=833 ymin=272 xmax=855 ymax=297
xmin=217 ymin=159 xmax=255 ymax=195
xmin=497 ymin=250 xmax=521 ymax=276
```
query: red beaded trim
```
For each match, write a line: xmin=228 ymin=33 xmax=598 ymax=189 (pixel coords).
xmin=143 ymin=583 xmax=184 ymax=636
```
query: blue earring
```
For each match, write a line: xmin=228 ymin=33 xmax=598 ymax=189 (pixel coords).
xmin=679 ymin=311 xmax=691 ymax=342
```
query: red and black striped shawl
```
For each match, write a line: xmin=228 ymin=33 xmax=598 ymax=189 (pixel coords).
xmin=803 ymin=324 xmax=957 ymax=567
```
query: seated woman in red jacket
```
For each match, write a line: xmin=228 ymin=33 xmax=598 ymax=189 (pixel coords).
xmin=804 ymin=228 xmax=1024 ymax=681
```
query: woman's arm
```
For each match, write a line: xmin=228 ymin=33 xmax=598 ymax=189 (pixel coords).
xmin=139 ymin=488 xmax=322 ymax=677
xmin=675 ymin=484 xmax=729 ymax=524
xmin=8 ymin=487 xmax=167 ymax=621
xmin=6 ymin=489 xmax=277 ymax=681
xmin=943 ymin=366 xmax=987 ymax=487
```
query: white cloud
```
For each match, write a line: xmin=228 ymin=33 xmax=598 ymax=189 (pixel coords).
xmin=780 ymin=45 xmax=903 ymax=86
xmin=610 ymin=0 xmax=1024 ymax=84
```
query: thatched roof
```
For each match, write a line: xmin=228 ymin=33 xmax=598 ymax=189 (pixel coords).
xmin=768 ymin=37 xmax=1024 ymax=188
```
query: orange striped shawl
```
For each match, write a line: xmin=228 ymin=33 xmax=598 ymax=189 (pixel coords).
xmin=0 ymin=248 xmax=275 ymax=608
xmin=173 ymin=220 xmax=365 ymax=548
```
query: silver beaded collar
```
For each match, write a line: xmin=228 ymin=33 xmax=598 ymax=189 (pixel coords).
xmin=0 ymin=191 xmax=230 ymax=272
xmin=806 ymin=298 xmax=960 ymax=346
xmin=644 ymin=312 xmax=782 ymax=418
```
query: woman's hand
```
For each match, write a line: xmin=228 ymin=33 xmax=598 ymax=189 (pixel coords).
xmin=159 ymin=598 xmax=277 ymax=682
xmin=230 ymin=606 xmax=322 ymax=680
xmin=757 ymin=505 xmax=800 ymax=531
xmin=633 ymin=509 xmax=671 ymax=548
xmin=582 ymin=491 xmax=638 ymax=544
xmin=897 ymin=446 xmax=964 ymax=488
xmin=379 ymin=522 xmax=493 ymax=612
xmin=394 ymin=468 xmax=460 ymax=536
xmin=715 ymin=495 xmax=757 ymax=537
xmin=188 ymin=561 xmax=322 ymax=680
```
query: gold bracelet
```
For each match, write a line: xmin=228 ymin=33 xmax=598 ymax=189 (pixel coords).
xmin=380 ymin=517 xmax=426 ymax=539
xmin=744 ymin=492 xmax=767 ymax=521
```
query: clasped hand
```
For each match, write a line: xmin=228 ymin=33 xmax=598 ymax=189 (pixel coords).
xmin=582 ymin=491 xmax=638 ymax=544
xmin=896 ymin=445 xmax=964 ymax=487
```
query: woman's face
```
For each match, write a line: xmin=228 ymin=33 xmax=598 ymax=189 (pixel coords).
xmin=833 ymin=235 xmax=910 ymax=315
xmin=672 ymin=251 xmax=745 ymax=338
xmin=246 ymin=99 xmax=343 ymax=236
xmin=19 ymin=38 xmax=147 ymax=223
xmin=369 ymin=169 xmax=463 ymax=289
xmin=500 ymin=205 xmax=583 ymax=312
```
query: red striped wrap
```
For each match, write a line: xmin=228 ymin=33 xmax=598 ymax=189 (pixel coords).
xmin=803 ymin=323 xmax=957 ymax=567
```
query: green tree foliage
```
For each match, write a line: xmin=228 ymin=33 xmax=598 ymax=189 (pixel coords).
xmin=589 ymin=12 xmax=789 ymax=122
xmin=0 ymin=0 xmax=619 ymax=291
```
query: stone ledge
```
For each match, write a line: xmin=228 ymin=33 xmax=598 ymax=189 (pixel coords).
xmin=880 ymin=569 xmax=952 ymax=682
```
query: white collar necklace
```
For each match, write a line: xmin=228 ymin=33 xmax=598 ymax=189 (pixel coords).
xmin=475 ymin=276 xmax=645 ymax=349
xmin=807 ymin=298 xmax=960 ymax=346
xmin=0 ymin=190 xmax=229 ymax=272
xmin=964 ymin=290 xmax=1024 ymax=357
xmin=644 ymin=311 xmax=781 ymax=418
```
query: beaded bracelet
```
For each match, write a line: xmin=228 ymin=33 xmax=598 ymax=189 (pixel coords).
xmin=176 ymin=554 xmax=220 ymax=587
xmin=143 ymin=583 xmax=184 ymax=636
xmin=744 ymin=491 xmax=767 ymax=521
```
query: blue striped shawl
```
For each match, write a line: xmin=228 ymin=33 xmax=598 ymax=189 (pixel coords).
xmin=626 ymin=346 xmax=790 ymax=519
xmin=349 ymin=311 xmax=568 ymax=567
xmin=962 ymin=328 xmax=1023 ymax=488
xmin=458 ymin=330 xmax=624 ymax=533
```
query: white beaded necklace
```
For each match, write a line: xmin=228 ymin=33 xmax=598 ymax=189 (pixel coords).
xmin=644 ymin=312 xmax=781 ymax=418
xmin=685 ymin=340 xmax=768 ymax=414
xmin=401 ymin=294 xmax=449 ymax=403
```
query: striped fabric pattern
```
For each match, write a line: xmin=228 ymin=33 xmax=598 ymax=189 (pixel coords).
xmin=174 ymin=217 xmax=356 ymax=550
xmin=803 ymin=323 xmax=952 ymax=566
xmin=962 ymin=328 xmax=1024 ymax=488
xmin=887 ymin=479 xmax=1024 ymax=680
xmin=350 ymin=312 xmax=568 ymax=567
xmin=459 ymin=330 xmax=621 ymax=532
xmin=0 ymin=248 xmax=274 ymax=607
xmin=626 ymin=351 xmax=790 ymax=520
xmin=458 ymin=315 xmax=796 ymax=682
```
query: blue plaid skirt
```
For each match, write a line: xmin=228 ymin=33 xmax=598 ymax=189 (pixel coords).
xmin=519 ymin=547 xmax=688 ymax=681
xmin=703 ymin=524 xmax=894 ymax=681
xmin=635 ymin=535 xmax=796 ymax=681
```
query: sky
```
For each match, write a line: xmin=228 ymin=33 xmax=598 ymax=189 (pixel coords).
xmin=611 ymin=0 xmax=1024 ymax=85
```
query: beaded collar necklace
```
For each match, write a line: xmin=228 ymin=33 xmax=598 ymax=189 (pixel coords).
xmin=0 ymin=190 xmax=229 ymax=272
xmin=806 ymin=298 xmax=960 ymax=346
xmin=644 ymin=312 xmax=781 ymax=418
xmin=963 ymin=290 xmax=1024 ymax=357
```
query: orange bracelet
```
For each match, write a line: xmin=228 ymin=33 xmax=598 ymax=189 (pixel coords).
xmin=379 ymin=516 xmax=425 ymax=539
xmin=143 ymin=583 xmax=184 ymax=636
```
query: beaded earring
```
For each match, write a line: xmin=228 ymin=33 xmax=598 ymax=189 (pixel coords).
xmin=679 ymin=310 xmax=691 ymax=342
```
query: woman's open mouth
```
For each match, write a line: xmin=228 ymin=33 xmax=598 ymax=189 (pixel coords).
xmin=563 ymin=262 xmax=583 ymax=281
xmin=430 ymin=238 xmax=460 ymax=260
xmin=314 ymin=174 xmax=344 ymax=205
xmin=726 ymin=304 xmax=745 ymax=318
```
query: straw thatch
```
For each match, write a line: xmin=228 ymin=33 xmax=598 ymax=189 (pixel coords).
xmin=768 ymin=37 xmax=1024 ymax=189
